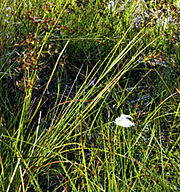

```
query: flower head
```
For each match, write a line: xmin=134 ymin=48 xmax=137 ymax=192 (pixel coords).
xmin=114 ymin=114 xmax=135 ymax=127
xmin=107 ymin=1 xmax=115 ymax=11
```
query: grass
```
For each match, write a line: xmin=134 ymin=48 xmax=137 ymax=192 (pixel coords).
xmin=0 ymin=0 xmax=179 ymax=191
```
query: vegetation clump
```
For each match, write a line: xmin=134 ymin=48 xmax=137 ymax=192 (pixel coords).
xmin=0 ymin=0 xmax=179 ymax=191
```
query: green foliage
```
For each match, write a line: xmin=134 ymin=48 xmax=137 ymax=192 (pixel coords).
xmin=0 ymin=0 xmax=179 ymax=191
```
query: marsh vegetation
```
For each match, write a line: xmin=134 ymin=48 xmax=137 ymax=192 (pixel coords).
xmin=0 ymin=0 xmax=179 ymax=191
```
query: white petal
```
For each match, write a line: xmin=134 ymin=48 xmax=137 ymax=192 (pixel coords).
xmin=114 ymin=114 xmax=135 ymax=127
xmin=120 ymin=114 xmax=133 ymax=120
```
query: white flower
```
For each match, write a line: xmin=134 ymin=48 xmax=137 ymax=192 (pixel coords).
xmin=114 ymin=114 xmax=135 ymax=127
xmin=107 ymin=1 xmax=115 ymax=11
